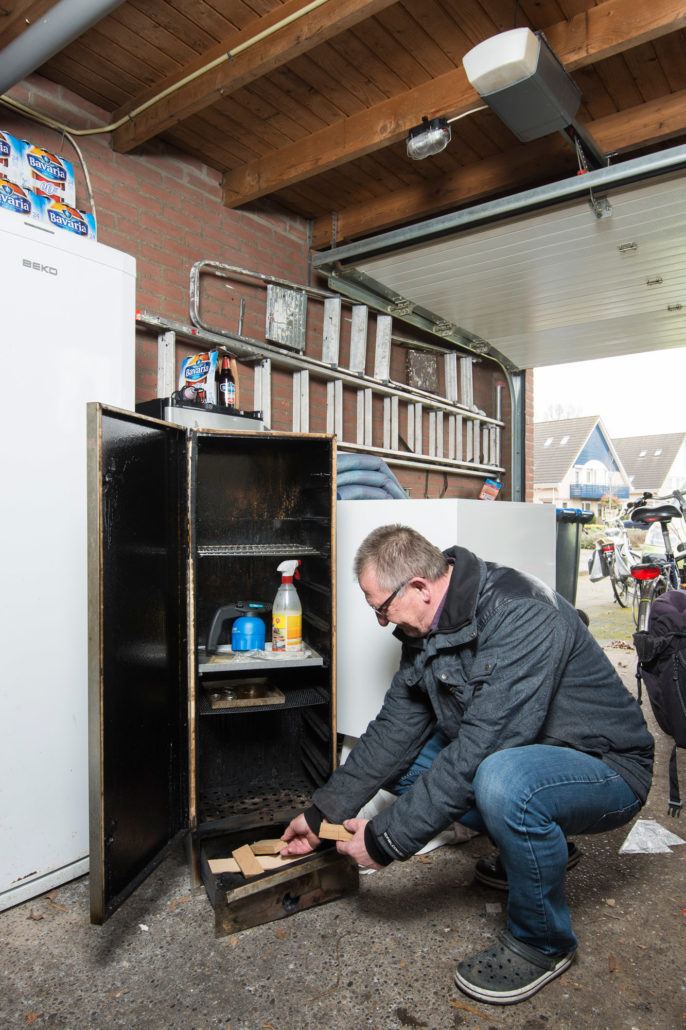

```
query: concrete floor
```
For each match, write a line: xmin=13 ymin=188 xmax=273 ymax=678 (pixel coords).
xmin=2 ymin=576 xmax=685 ymax=1029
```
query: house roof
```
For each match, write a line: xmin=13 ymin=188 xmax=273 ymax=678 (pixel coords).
xmin=534 ymin=416 xmax=600 ymax=484
xmin=612 ymin=432 xmax=686 ymax=492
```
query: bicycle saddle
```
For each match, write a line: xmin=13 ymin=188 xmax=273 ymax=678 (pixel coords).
xmin=631 ymin=503 xmax=682 ymax=524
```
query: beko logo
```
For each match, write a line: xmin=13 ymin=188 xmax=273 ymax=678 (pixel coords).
xmin=22 ymin=258 xmax=58 ymax=275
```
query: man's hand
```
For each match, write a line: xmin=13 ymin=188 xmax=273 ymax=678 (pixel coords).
xmin=335 ymin=818 xmax=383 ymax=870
xmin=280 ymin=813 xmax=321 ymax=856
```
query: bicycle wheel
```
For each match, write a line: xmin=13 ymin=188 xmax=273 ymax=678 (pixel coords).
xmin=611 ymin=574 xmax=630 ymax=607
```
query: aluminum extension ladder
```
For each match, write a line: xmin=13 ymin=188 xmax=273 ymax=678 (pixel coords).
xmin=138 ymin=262 xmax=505 ymax=481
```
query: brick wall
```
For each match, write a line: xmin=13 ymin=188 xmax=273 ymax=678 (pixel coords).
xmin=3 ymin=75 xmax=531 ymax=502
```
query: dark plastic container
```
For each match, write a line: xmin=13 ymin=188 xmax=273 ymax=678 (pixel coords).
xmin=555 ymin=508 xmax=594 ymax=606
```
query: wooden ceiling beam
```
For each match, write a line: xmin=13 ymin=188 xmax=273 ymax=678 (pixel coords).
xmin=111 ymin=0 xmax=397 ymax=154
xmin=223 ymin=0 xmax=686 ymax=207
xmin=544 ymin=0 xmax=686 ymax=70
xmin=312 ymin=139 xmax=571 ymax=249
xmin=589 ymin=87 xmax=686 ymax=154
xmin=310 ymin=88 xmax=686 ymax=247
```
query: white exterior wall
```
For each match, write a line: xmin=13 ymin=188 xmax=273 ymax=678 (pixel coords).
xmin=660 ymin=440 xmax=686 ymax=494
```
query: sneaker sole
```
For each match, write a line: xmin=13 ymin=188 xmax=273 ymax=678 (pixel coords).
xmin=454 ymin=951 xmax=575 ymax=1005
xmin=474 ymin=847 xmax=582 ymax=891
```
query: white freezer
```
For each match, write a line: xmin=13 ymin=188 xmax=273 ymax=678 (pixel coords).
xmin=335 ymin=498 xmax=556 ymax=737
xmin=0 ymin=209 xmax=135 ymax=910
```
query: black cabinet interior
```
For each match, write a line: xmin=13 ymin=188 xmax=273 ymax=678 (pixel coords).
xmin=193 ymin=432 xmax=334 ymax=835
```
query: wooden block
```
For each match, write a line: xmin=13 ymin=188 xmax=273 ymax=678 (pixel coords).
xmin=318 ymin=822 xmax=354 ymax=842
xmin=209 ymin=854 xmax=302 ymax=875
xmin=250 ymin=838 xmax=286 ymax=856
xmin=232 ymin=844 xmax=264 ymax=878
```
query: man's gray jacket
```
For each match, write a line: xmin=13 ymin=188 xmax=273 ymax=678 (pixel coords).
xmin=311 ymin=546 xmax=654 ymax=865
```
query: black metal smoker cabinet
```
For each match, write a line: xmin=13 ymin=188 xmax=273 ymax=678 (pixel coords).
xmin=87 ymin=404 xmax=357 ymax=933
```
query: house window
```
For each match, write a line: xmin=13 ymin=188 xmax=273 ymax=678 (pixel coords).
xmin=560 ymin=435 xmax=569 ymax=446
xmin=655 ymin=448 xmax=662 ymax=456
xmin=544 ymin=437 xmax=553 ymax=447
xmin=639 ymin=449 xmax=647 ymax=457
xmin=574 ymin=469 xmax=580 ymax=483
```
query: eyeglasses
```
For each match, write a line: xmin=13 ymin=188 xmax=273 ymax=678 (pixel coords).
xmin=371 ymin=580 xmax=408 ymax=621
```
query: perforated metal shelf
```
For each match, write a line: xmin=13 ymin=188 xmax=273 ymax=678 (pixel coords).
xmin=199 ymin=780 xmax=317 ymax=823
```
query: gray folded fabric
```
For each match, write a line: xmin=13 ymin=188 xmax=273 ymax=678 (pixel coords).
xmin=337 ymin=484 xmax=396 ymax=500
xmin=337 ymin=453 xmax=387 ymax=473
xmin=336 ymin=451 xmax=407 ymax=500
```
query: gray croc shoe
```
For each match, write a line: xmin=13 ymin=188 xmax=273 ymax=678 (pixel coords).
xmin=454 ymin=930 xmax=576 ymax=1005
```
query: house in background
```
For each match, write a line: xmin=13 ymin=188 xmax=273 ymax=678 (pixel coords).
xmin=613 ymin=433 xmax=686 ymax=501
xmin=534 ymin=416 xmax=631 ymax=517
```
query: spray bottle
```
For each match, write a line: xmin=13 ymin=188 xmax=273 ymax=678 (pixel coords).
xmin=272 ymin=560 xmax=302 ymax=652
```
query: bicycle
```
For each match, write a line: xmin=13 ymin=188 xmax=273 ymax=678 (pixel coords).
xmin=600 ymin=518 xmax=641 ymax=608
xmin=627 ymin=490 xmax=686 ymax=630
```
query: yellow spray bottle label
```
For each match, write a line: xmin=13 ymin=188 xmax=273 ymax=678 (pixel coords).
xmin=272 ymin=611 xmax=302 ymax=651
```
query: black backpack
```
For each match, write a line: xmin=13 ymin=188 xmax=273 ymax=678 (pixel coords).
xmin=634 ymin=590 xmax=686 ymax=817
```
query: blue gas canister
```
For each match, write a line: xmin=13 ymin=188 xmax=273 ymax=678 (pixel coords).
xmin=231 ymin=615 xmax=266 ymax=651
xmin=206 ymin=602 xmax=270 ymax=655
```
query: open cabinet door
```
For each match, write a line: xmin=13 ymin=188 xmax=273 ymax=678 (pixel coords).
xmin=88 ymin=405 xmax=190 ymax=923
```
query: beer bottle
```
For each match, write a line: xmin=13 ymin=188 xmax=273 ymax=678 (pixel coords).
xmin=217 ymin=355 xmax=236 ymax=408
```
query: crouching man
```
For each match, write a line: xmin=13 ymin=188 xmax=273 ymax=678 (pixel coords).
xmin=282 ymin=525 xmax=654 ymax=1005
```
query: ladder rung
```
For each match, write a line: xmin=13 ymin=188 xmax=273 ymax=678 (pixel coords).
xmin=253 ymin=358 xmax=271 ymax=428
xmin=374 ymin=315 xmax=392 ymax=381
xmin=322 ymin=296 xmax=341 ymax=365
xmin=444 ymin=352 xmax=458 ymax=403
xmin=349 ymin=306 xmax=368 ymax=374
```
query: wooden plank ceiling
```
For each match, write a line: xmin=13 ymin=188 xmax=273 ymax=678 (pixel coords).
xmin=8 ymin=0 xmax=686 ymax=248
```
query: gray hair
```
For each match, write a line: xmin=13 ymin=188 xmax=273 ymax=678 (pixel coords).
xmin=353 ymin=524 xmax=450 ymax=590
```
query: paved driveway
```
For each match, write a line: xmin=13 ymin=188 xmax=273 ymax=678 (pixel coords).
xmin=576 ymin=555 xmax=635 ymax=646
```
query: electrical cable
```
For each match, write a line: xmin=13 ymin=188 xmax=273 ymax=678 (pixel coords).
xmin=64 ymin=130 xmax=96 ymax=222
xmin=447 ymin=105 xmax=488 ymax=125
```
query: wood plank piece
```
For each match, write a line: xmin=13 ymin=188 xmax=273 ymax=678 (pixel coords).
xmin=318 ymin=822 xmax=354 ymax=842
xmin=250 ymin=839 xmax=287 ymax=856
xmin=209 ymin=853 xmax=302 ymax=875
xmin=232 ymin=844 xmax=264 ymax=878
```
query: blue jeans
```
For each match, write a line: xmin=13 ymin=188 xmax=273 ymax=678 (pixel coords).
xmin=390 ymin=733 xmax=641 ymax=955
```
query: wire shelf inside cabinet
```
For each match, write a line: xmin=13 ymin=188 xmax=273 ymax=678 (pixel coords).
xmin=198 ymin=685 xmax=328 ymax=716
xmin=197 ymin=543 xmax=322 ymax=557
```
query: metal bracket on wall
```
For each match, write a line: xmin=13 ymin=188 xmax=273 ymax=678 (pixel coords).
xmin=139 ymin=264 xmax=506 ymax=480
